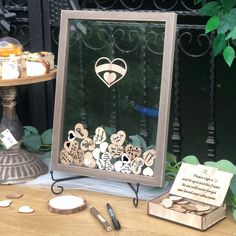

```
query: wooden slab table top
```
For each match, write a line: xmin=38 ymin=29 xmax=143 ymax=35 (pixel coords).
xmin=0 ymin=185 xmax=235 ymax=236
xmin=0 ymin=68 xmax=57 ymax=86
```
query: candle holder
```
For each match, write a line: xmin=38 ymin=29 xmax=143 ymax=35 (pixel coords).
xmin=0 ymin=69 xmax=56 ymax=184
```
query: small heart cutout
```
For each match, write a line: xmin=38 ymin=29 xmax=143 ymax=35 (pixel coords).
xmin=18 ymin=205 xmax=34 ymax=214
xmin=143 ymin=167 xmax=154 ymax=177
xmin=68 ymin=130 xmax=76 ymax=141
xmin=0 ymin=199 xmax=12 ymax=207
xmin=104 ymin=72 xmax=116 ymax=85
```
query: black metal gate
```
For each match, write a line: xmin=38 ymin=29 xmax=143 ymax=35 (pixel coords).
xmin=1 ymin=0 xmax=219 ymax=161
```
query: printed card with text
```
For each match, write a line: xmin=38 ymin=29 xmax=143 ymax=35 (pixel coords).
xmin=170 ymin=163 xmax=233 ymax=207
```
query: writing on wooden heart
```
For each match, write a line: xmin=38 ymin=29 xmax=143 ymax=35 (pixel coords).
xmin=110 ymin=130 xmax=126 ymax=146
xmin=95 ymin=57 xmax=127 ymax=88
xmin=74 ymin=123 xmax=88 ymax=139
xmin=125 ymin=144 xmax=142 ymax=160
xmin=93 ymin=127 xmax=106 ymax=144
xmin=143 ymin=149 xmax=156 ymax=167
xmin=64 ymin=140 xmax=79 ymax=154
xmin=60 ymin=150 xmax=73 ymax=165
xmin=108 ymin=144 xmax=124 ymax=158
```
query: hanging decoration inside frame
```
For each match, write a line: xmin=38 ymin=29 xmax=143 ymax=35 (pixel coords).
xmin=51 ymin=10 xmax=177 ymax=187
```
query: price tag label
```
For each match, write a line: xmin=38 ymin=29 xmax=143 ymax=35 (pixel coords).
xmin=0 ymin=129 xmax=18 ymax=149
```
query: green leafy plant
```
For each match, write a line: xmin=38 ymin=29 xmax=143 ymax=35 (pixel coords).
xmin=195 ymin=0 xmax=236 ymax=66
xmin=23 ymin=126 xmax=52 ymax=159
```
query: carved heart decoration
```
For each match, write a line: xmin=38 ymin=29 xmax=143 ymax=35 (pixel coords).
xmin=96 ymin=159 xmax=105 ymax=170
xmin=120 ymin=164 xmax=132 ymax=174
xmin=64 ymin=140 xmax=79 ymax=154
xmin=68 ymin=130 xmax=76 ymax=141
xmin=121 ymin=153 xmax=131 ymax=164
xmin=108 ymin=144 xmax=124 ymax=158
xmin=125 ymin=144 xmax=142 ymax=160
xmin=95 ymin=57 xmax=127 ymax=88
xmin=143 ymin=149 xmax=156 ymax=167
xmin=110 ymin=130 xmax=126 ymax=146
xmin=143 ymin=167 xmax=154 ymax=177
xmin=104 ymin=161 xmax=114 ymax=171
xmin=131 ymin=157 xmax=145 ymax=175
xmin=74 ymin=123 xmax=88 ymax=139
xmin=0 ymin=199 xmax=12 ymax=207
xmin=60 ymin=150 xmax=73 ymax=165
xmin=99 ymin=142 xmax=109 ymax=153
xmin=101 ymin=152 xmax=112 ymax=162
xmin=93 ymin=127 xmax=106 ymax=144
xmin=92 ymin=148 xmax=101 ymax=160
xmin=72 ymin=149 xmax=84 ymax=166
xmin=114 ymin=160 xmax=123 ymax=172
xmin=84 ymin=152 xmax=96 ymax=168
xmin=80 ymin=138 xmax=95 ymax=152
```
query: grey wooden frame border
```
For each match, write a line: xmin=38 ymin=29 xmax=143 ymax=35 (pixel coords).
xmin=51 ymin=10 xmax=177 ymax=187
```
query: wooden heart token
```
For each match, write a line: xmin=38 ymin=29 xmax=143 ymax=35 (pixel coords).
xmin=131 ymin=157 xmax=145 ymax=175
xmin=0 ymin=199 xmax=12 ymax=207
xmin=48 ymin=195 xmax=87 ymax=214
xmin=83 ymin=152 xmax=96 ymax=168
xmin=93 ymin=127 xmax=106 ymax=144
xmin=18 ymin=206 xmax=34 ymax=214
xmin=114 ymin=160 xmax=123 ymax=172
xmin=6 ymin=193 xmax=23 ymax=199
xmin=125 ymin=144 xmax=141 ymax=160
xmin=59 ymin=150 xmax=73 ymax=165
xmin=142 ymin=167 xmax=154 ymax=176
xmin=161 ymin=198 xmax=173 ymax=208
xmin=99 ymin=142 xmax=109 ymax=153
xmin=120 ymin=164 xmax=132 ymax=174
xmin=110 ymin=130 xmax=126 ymax=146
xmin=96 ymin=159 xmax=105 ymax=170
xmin=104 ymin=161 xmax=114 ymax=171
xmin=72 ymin=149 xmax=84 ymax=166
xmin=74 ymin=123 xmax=88 ymax=139
xmin=64 ymin=140 xmax=79 ymax=154
xmin=143 ymin=149 xmax=156 ymax=166
xmin=80 ymin=138 xmax=95 ymax=151
xmin=108 ymin=144 xmax=123 ymax=158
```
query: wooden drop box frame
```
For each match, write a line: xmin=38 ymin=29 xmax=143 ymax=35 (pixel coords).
xmin=147 ymin=193 xmax=226 ymax=230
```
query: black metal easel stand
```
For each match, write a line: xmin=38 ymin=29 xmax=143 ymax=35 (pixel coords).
xmin=50 ymin=171 xmax=140 ymax=207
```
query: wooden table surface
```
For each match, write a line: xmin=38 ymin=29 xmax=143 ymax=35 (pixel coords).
xmin=0 ymin=185 xmax=235 ymax=236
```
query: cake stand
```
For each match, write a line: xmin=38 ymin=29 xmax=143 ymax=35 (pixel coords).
xmin=0 ymin=69 xmax=56 ymax=184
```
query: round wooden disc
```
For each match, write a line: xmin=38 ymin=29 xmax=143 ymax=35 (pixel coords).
xmin=48 ymin=195 xmax=87 ymax=214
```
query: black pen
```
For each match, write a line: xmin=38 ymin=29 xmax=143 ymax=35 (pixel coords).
xmin=106 ymin=203 xmax=121 ymax=230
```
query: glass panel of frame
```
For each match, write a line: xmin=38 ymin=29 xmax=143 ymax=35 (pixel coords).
xmin=51 ymin=10 xmax=177 ymax=187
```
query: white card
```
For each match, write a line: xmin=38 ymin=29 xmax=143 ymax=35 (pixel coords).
xmin=170 ymin=163 xmax=233 ymax=207
xmin=0 ymin=129 xmax=18 ymax=149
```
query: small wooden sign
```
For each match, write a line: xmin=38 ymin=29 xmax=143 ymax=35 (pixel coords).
xmin=170 ymin=163 xmax=233 ymax=207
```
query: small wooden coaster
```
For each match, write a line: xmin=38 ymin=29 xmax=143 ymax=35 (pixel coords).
xmin=48 ymin=195 xmax=87 ymax=214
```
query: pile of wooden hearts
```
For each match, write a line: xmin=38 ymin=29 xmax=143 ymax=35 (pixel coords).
xmin=59 ymin=123 xmax=156 ymax=176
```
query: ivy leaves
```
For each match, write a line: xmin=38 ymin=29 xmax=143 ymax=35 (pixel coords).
xmin=23 ymin=126 xmax=52 ymax=158
xmin=197 ymin=0 xmax=236 ymax=66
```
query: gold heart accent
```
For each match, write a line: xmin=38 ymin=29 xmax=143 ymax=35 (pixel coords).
xmin=95 ymin=57 xmax=127 ymax=88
